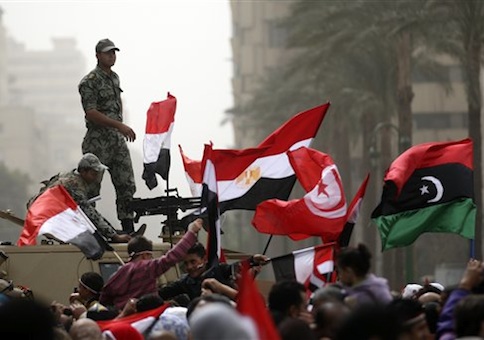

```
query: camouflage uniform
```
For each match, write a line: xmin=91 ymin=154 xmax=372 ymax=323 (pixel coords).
xmin=78 ymin=66 xmax=136 ymax=223
xmin=30 ymin=170 xmax=117 ymax=239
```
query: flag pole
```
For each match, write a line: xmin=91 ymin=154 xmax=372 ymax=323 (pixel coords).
xmin=165 ymin=176 xmax=174 ymax=250
xmin=262 ymin=235 xmax=273 ymax=255
xmin=164 ymin=174 xmax=180 ymax=278
xmin=112 ymin=250 xmax=125 ymax=265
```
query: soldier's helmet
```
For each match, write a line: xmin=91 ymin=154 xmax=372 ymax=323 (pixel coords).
xmin=78 ymin=153 xmax=109 ymax=172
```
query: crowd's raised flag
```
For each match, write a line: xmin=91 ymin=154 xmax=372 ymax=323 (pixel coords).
xmin=97 ymin=304 xmax=169 ymax=334
xmin=338 ymin=174 xmax=370 ymax=247
xmin=180 ymin=103 xmax=330 ymax=212
xmin=252 ymin=147 xmax=347 ymax=241
xmin=372 ymin=138 xmax=475 ymax=250
xmin=201 ymin=144 xmax=224 ymax=266
xmin=237 ymin=262 xmax=280 ymax=340
xmin=271 ymin=243 xmax=336 ymax=293
xmin=142 ymin=92 xmax=177 ymax=189
xmin=18 ymin=185 xmax=107 ymax=260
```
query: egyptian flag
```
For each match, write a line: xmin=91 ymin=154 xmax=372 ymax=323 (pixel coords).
xmin=181 ymin=103 xmax=329 ymax=212
xmin=179 ymin=145 xmax=203 ymax=197
xmin=237 ymin=261 xmax=281 ymax=340
xmin=338 ymin=174 xmax=370 ymax=247
xmin=98 ymin=304 xmax=169 ymax=334
xmin=372 ymin=138 xmax=475 ymax=251
xmin=18 ymin=185 xmax=106 ymax=260
xmin=142 ymin=92 xmax=177 ymax=189
xmin=201 ymin=144 xmax=224 ymax=266
xmin=271 ymin=243 xmax=336 ymax=293
xmin=252 ymin=147 xmax=347 ymax=241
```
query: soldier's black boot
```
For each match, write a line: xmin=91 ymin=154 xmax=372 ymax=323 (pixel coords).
xmin=131 ymin=224 xmax=147 ymax=237
xmin=121 ymin=218 xmax=135 ymax=234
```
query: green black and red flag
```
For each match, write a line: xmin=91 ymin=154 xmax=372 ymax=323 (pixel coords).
xmin=372 ymin=138 xmax=475 ymax=250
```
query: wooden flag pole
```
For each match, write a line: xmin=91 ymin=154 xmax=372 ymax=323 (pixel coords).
xmin=111 ymin=250 xmax=125 ymax=265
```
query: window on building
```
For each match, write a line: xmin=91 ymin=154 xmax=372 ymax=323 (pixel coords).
xmin=414 ymin=112 xmax=467 ymax=130
xmin=267 ymin=20 xmax=287 ymax=48
xmin=412 ymin=64 xmax=462 ymax=83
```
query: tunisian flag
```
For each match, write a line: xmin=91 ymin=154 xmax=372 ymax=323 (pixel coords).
xmin=142 ymin=92 xmax=177 ymax=189
xmin=252 ymin=147 xmax=347 ymax=241
xmin=181 ymin=103 xmax=330 ymax=212
xmin=18 ymin=185 xmax=106 ymax=260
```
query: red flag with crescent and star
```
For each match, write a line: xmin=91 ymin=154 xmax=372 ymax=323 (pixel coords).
xmin=252 ymin=147 xmax=347 ymax=241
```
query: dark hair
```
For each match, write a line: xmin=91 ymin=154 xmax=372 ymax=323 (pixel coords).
xmin=386 ymin=298 xmax=425 ymax=333
xmin=278 ymin=317 xmax=316 ymax=340
xmin=337 ymin=304 xmax=399 ymax=340
xmin=268 ymin=280 xmax=306 ymax=315
xmin=414 ymin=284 xmax=442 ymax=299
xmin=423 ymin=301 xmax=440 ymax=334
xmin=337 ymin=243 xmax=372 ymax=277
xmin=455 ymin=295 xmax=484 ymax=337
xmin=136 ymin=294 xmax=164 ymax=312
xmin=80 ymin=272 xmax=104 ymax=295
xmin=187 ymin=242 xmax=206 ymax=259
xmin=128 ymin=236 xmax=153 ymax=257
xmin=0 ymin=299 xmax=57 ymax=339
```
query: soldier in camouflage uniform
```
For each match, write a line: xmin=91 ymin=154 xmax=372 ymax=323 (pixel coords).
xmin=28 ymin=154 xmax=130 ymax=243
xmin=78 ymin=38 xmax=137 ymax=234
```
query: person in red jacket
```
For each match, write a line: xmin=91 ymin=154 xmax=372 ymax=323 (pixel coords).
xmin=100 ymin=219 xmax=202 ymax=310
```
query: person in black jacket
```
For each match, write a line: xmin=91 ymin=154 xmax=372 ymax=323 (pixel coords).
xmin=158 ymin=242 xmax=267 ymax=306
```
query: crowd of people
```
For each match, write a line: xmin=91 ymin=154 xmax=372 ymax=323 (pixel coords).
xmin=5 ymin=37 xmax=483 ymax=339
xmin=0 ymin=240 xmax=483 ymax=340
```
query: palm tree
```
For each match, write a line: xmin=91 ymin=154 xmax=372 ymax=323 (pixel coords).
xmin=426 ymin=0 xmax=484 ymax=259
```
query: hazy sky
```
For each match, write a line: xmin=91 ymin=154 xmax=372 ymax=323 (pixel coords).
xmin=1 ymin=0 xmax=235 ymax=196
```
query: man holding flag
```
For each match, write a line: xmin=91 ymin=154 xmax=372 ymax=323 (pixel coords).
xmin=22 ymin=153 xmax=136 ymax=244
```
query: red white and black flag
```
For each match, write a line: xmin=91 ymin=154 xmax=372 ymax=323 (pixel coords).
xmin=179 ymin=145 xmax=203 ymax=197
xmin=142 ymin=92 xmax=177 ymax=189
xmin=181 ymin=103 xmax=330 ymax=212
xmin=338 ymin=174 xmax=370 ymax=247
xmin=201 ymin=144 xmax=223 ymax=267
xmin=271 ymin=243 xmax=336 ymax=293
xmin=252 ymin=147 xmax=347 ymax=241
xmin=18 ymin=185 xmax=107 ymax=260
xmin=98 ymin=304 xmax=169 ymax=335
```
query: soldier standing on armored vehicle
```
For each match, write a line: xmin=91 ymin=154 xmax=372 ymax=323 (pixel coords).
xmin=78 ymin=38 xmax=139 ymax=235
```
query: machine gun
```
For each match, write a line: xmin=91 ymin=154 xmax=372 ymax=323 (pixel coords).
xmin=130 ymin=188 xmax=201 ymax=237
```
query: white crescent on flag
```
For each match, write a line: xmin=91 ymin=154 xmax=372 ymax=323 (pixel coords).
xmin=304 ymin=164 xmax=347 ymax=218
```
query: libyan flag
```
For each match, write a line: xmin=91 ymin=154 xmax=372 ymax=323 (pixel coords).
xmin=372 ymin=138 xmax=475 ymax=251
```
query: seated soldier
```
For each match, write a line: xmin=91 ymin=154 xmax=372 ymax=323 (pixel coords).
xmin=28 ymin=153 xmax=145 ymax=243
xmin=100 ymin=219 xmax=202 ymax=310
